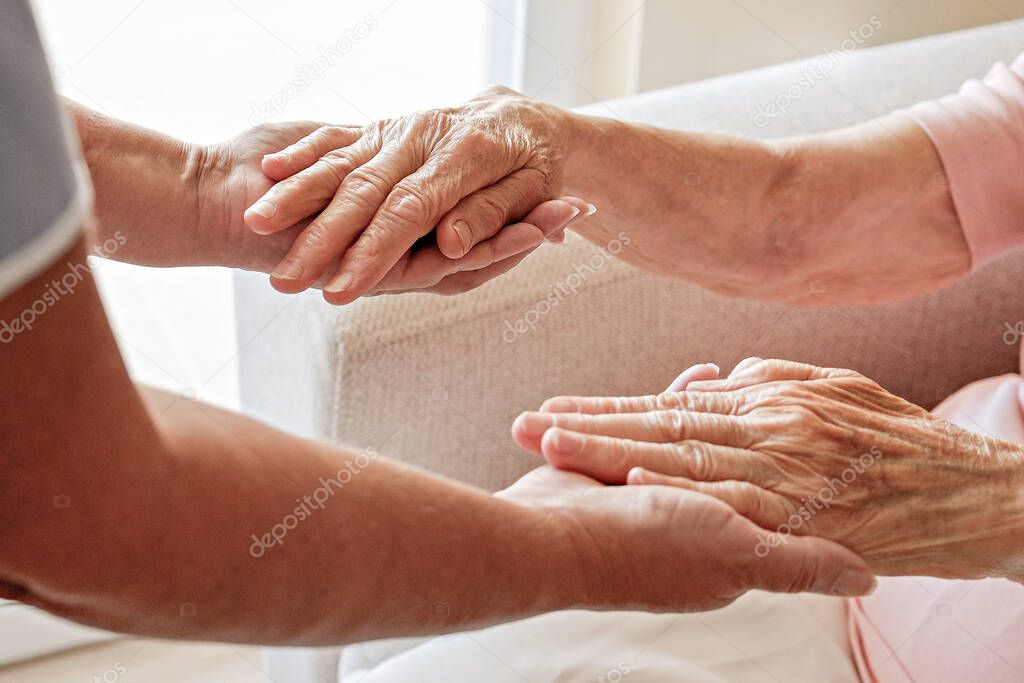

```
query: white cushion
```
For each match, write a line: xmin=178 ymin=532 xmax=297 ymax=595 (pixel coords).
xmin=340 ymin=593 xmax=858 ymax=683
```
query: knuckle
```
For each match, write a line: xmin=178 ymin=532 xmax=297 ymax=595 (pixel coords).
xmin=319 ymin=152 xmax=355 ymax=182
xmin=650 ymin=410 xmax=686 ymax=442
xmin=347 ymin=166 xmax=392 ymax=195
xmin=675 ymin=442 xmax=712 ymax=480
xmin=383 ymin=184 xmax=434 ymax=228
xmin=610 ymin=438 xmax=636 ymax=472
xmin=299 ymin=222 xmax=335 ymax=252
xmin=276 ymin=176 xmax=305 ymax=195
xmin=654 ymin=392 xmax=686 ymax=412
xmin=470 ymin=191 xmax=508 ymax=228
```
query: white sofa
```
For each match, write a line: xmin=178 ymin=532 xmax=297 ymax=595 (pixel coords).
xmin=236 ymin=21 xmax=1024 ymax=682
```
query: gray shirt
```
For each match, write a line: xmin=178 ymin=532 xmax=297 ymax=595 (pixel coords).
xmin=0 ymin=0 xmax=89 ymax=300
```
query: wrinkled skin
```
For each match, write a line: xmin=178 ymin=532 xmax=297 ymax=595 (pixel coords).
xmin=516 ymin=358 xmax=1024 ymax=582
xmin=198 ymin=118 xmax=583 ymax=297
xmin=241 ymin=86 xmax=576 ymax=303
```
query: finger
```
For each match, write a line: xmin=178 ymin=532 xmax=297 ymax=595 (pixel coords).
xmin=666 ymin=362 xmax=721 ymax=392
xmin=754 ymin=533 xmax=876 ymax=597
xmin=368 ymin=197 xmax=582 ymax=295
xmin=729 ymin=356 xmax=764 ymax=377
xmin=269 ymin=144 xmax=420 ymax=293
xmin=419 ymin=249 xmax=534 ymax=295
xmin=373 ymin=221 xmax=546 ymax=292
xmin=512 ymin=409 xmax=751 ymax=455
xmin=434 ymin=169 xmax=585 ymax=257
xmin=687 ymin=358 xmax=852 ymax=393
xmin=626 ymin=470 xmax=792 ymax=530
xmin=540 ymin=430 xmax=769 ymax=485
xmin=261 ymin=125 xmax=364 ymax=180
xmin=320 ymin=152 xmax=506 ymax=303
xmin=245 ymin=135 xmax=380 ymax=235
xmin=539 ymin=387 xmax=736 ymax=416
xmin=630 ymin=473 xmax=876 ymax=596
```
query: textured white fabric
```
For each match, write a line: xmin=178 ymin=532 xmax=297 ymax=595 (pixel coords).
xmin=340 ymin=593 xmax=856 ymax=683
xmin=237 ymin=20 xmax=1024 ymax=682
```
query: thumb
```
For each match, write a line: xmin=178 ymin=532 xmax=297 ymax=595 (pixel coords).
xmin=751 ymin=532 xmax=876 ymax=597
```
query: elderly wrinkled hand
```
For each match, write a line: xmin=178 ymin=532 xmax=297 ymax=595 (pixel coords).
xmin=242 ymin=86 xmax=592 ymax=302
xmin=515 ymin=358 xmax=1024 ymax=582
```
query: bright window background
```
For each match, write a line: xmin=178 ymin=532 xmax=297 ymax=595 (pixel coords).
xmin=3 ymin=0 xmax=494 ymax=666
xmin=32 ymin=0 xmax=491 ymax=411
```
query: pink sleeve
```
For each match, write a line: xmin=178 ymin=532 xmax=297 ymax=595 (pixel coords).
xmin=905 ymin=54 xmax=1024 ymax=270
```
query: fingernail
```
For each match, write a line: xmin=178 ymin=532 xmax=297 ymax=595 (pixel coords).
xmin=452 ymin=220 xmax=472 ymax=256
xmin=549 ymin=429 xmax=584 ymax=455
xmin=271 ymin=258 xmax=304 ymax=281
xmin=565 ymin=205 xmax=585 ymax=225
xmin=707 ymin=363 xmax=720 ymax=374
xmin=584 ymin=203 xmax=598 ymax=216
xmin=518 ymin=412 xmax=555 ymax=438
xmin=831 ymin=569 xmax=876 ymax=597
xmin=264 ymin=151 xmax=289 ymax=162
xmin=324 ymin=272 xmax=354 ymax=293
xmin=247 ymin=199 xmax=277 ymax=219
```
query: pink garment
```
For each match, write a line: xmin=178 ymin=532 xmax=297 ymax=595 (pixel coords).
xmin=850 ymin=55 xmax=1024 ymax=683
xmin=907 ymin=54 xmax=1024 ymax=268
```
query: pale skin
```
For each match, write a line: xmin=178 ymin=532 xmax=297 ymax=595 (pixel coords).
xmin=256 ymin=86 xmax=1019 ymax=584
xmin=0 ymin=103 xmax=876 ymax=646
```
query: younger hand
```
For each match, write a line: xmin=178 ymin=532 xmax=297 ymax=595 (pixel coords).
xmin=497 ymin=465 xmax=875 ymax=610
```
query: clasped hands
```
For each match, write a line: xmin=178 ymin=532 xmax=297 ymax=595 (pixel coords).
xmin=230 ymin=86 xmax=590 ymax=301
xmin=515 ymin=357 xmax=1024 ymax=585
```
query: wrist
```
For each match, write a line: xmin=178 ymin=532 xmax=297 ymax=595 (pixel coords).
xmin=928 ymin=424 xmax=1024 ymax=582
xmin=558 ymin=110 xmax=612 ymax=202
xmin=190 ymin=141 xmax=242 ymax=269
xmin=986 ymin=438 xmax=1024 ymax=582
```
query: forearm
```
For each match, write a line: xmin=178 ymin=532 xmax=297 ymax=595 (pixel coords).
xmin=559 ymin=109 xmax=969 ymax=304
xmin=66 ymin=99 xmax=207 ymax=267
xmin=6 ymin=386 xmax=579 ymax=645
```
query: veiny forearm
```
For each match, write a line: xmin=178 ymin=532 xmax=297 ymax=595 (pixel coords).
xmin=559 ymin=109 xmax=969 ymax=304
xmin=5 ymin=387 xmax=579 ymax=645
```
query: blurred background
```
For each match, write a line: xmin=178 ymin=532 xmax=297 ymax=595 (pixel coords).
xmin=4 ymin=0 xmax=1024 ymax=679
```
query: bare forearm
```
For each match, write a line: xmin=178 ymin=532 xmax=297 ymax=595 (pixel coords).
xmin=66 ymin=99 xmax=207 ymax=267
xmin=7 ymin=387 xmax=578 ymax=645
xmin=560 ymin=109 xmax=968 ymax=304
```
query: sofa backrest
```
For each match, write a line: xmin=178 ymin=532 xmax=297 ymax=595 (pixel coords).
xmin=237 ymin=21 xmax=1024 ymax=491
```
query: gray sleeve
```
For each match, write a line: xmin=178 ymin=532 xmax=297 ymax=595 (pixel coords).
xmin=0 ymin=0 xmax=90 ymax=300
